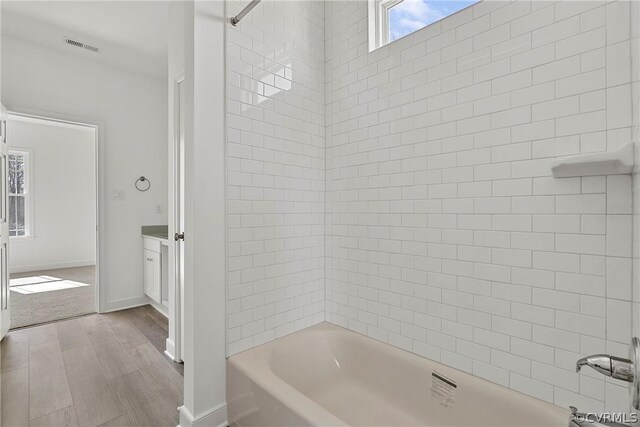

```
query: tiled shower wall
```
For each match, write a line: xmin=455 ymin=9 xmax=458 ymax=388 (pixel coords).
xmin=632 ymin=1 xmax=640 ymax=349
xmin=226 ymin=0 xmax=325 ymax=355
xmin=325 ymin=0 xmax=634 ymax=411
xmin=225 ymin=0 xmax=638 ymax=411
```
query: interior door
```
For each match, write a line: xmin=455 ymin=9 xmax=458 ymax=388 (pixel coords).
xmin=0 ymin=105 xmax=11 ymax=339
xmin=167 ymin=73 xmax=185 ymax=362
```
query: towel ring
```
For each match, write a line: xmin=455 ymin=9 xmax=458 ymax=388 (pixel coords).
xmin=135 ymin=176 xmax=151 ymax=192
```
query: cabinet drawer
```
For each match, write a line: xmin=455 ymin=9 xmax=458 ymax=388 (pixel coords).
xmin=143 ymin=237 xmax=162 ymax=252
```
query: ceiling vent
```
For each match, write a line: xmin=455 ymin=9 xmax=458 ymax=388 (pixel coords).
xmin=63 ymin=37 xmax=101 ymax=54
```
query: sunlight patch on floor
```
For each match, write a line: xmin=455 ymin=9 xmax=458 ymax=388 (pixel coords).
xmin=10 ymin=276 xmax=90 ymax=294
xmin=10 ymin=275 xmax=61 ymax=287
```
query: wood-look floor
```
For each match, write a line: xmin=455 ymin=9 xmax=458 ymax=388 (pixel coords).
xmin=1 ymin=306 xmax=184 ymax=427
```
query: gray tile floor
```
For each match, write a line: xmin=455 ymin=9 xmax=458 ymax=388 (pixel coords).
xmin=1 ymin=306 xmax=183 ymax=427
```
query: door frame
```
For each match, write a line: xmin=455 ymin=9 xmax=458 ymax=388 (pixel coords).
xmin=167 ymin=70 xmax=185 ymax=362
xmin=5 ymin=107 xmax=103 ymax=313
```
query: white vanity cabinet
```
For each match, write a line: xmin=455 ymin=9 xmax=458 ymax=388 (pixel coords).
xmin=142 ymin=235 xmax=169 ymax=309
xmin=143 ymin=248 xmax=161 ymax=303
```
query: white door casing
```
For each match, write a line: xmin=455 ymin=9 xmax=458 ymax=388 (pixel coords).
xmin=178 ymin=76 xmax=186 ymax=361
xmin=167 ymin=71 xmax=186 ymax=362
xmin=1 ymin=109 xmax=100 ymax=321
xmin=0 ymin=104 xmax=11 ymax=339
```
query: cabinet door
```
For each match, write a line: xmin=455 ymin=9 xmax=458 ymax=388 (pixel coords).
xmin=143 ymin=249 xmax=161 ymax=303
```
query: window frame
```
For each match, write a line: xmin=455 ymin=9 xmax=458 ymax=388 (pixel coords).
xmin=370 ymin=0 xmax=402 ymax=50
xmin=8 ymin=149 xmax=33 ymax=239
xmin=369 ymin=0 xmax=480 ymax=50
xmin=370 ymin=0 xmax=403 ymax=50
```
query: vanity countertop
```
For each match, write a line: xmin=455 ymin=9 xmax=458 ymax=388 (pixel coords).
xmin=141 ymin=225 xmax=169 ymax=241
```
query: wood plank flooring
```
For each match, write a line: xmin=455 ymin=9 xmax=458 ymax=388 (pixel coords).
xmin=0 ymin=306 xmax=183 ymax=427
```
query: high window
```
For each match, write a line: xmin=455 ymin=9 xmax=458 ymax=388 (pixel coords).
xmin=370 ymin=0 xmax=480 ymax=50
xmin=8 ymin=150 xmax=30 ymax=237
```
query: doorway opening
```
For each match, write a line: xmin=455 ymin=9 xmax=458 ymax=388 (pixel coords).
xmin=6 ymin=113 xmax=98 ymax=328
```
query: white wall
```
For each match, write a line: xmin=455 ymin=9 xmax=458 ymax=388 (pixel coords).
xmin=325 ymin=0 xmax=634 ymax=412
xmin=1 ymin=36 xmax=168 ymax=310
xmin=226 ymin=0 xmax=326 ymax=355
xmin=7 ymin=117 xmax=96 ymax=272
xmin=180 ymin=1 xmax=228 ymax=426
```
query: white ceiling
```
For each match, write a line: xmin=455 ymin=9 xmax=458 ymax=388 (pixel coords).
xmin=1 ymin=1 xmax=169 ymax=78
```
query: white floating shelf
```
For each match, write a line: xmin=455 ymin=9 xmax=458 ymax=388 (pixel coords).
xmin=551 ymin=142 xmax=635 ymax=178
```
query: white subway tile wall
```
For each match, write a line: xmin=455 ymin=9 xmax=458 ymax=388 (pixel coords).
xmin=225 ymin=0 xmax=638 ymax=411
xmin=633 ymin=0 xmax=640 ymax=416
xmin=325 ymin=0 xmax=633 ymax=410
xmin=226 ymin=0 xmax=326 ymax=355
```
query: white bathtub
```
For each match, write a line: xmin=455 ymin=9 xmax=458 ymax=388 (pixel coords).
xmin=227 ymin=322 xmax=569 ymax=426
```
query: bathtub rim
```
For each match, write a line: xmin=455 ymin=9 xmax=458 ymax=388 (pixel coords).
xmin=227 ymin=321 xmax=570 ymax=427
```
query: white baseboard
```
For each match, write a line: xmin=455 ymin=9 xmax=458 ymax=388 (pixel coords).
xmin=165 ymin=338 xmax=177 ymax=361
xmin=103 ymin=296 xmax=150 ymax=313
xmin=149 ymin=300 xmax=169 ymax=318
xmin=178 ymin=403 xmax=227 ymax=427
xmin=10 ymin=260 xmax=96 ymax=274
